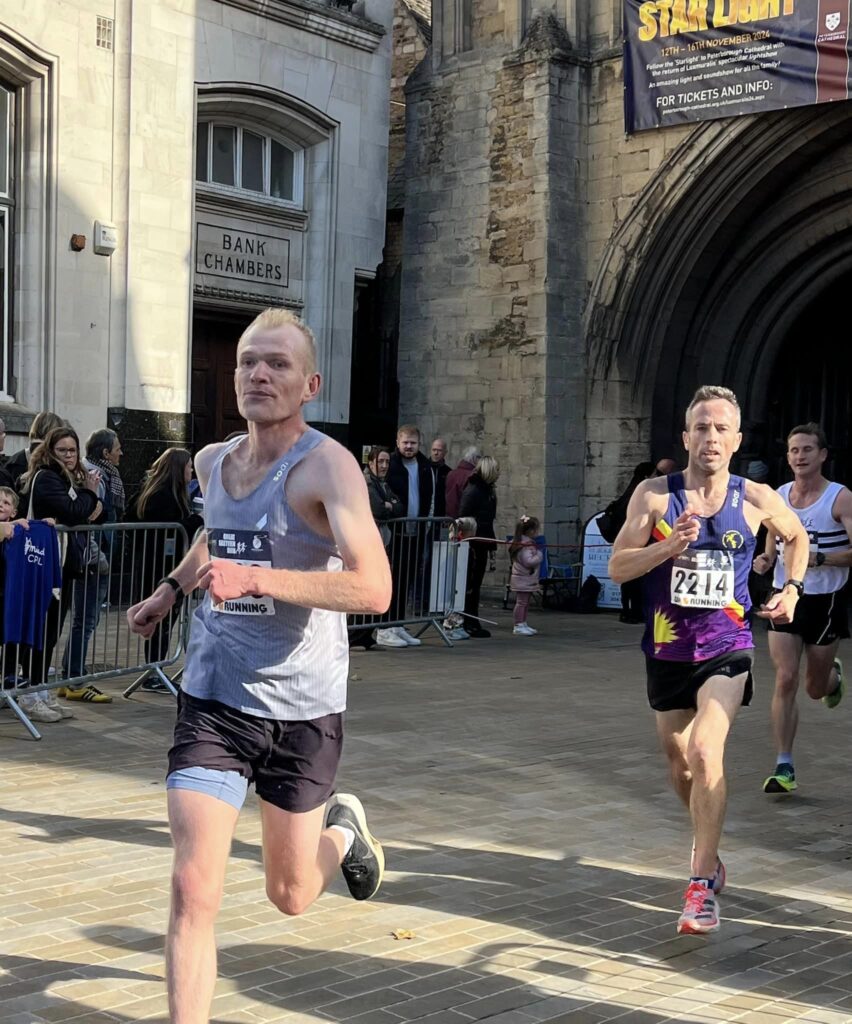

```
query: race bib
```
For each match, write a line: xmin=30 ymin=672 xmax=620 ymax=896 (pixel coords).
xmin=670 ymin=550 xmax=734 ymax=609
xmin=208 ymin=528 xmax=275 ymax=616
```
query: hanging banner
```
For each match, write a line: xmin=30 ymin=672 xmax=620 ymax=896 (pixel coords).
xmin=624 ymin=2 xmax=852 ymax=133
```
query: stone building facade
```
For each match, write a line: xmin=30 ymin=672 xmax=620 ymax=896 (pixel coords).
xmin=397 ymin=0 xmax=852 ymax=543
xmin=0 ymin=0 xmax=391 ymax=478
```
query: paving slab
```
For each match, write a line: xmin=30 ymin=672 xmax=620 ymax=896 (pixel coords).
xmin=1 ymin=607 xmax=851 ymax=1023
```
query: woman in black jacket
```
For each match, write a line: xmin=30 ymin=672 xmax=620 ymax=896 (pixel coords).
xmin=365 ymin=446 xmax=404 ymax=545
xmin=350 ymin=446 xmax=404 ymax=650
xmin=131 ymin=448 xmax=203 ymax=674
xmin=458 ymin=456 xmax=500 ymax=638
xmin=19 ymin=427 xmax=105 ymax=709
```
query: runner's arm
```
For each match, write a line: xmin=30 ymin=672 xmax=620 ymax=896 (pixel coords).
xmin=825 ymin=487 xmax=852 ymax=568
xmin=745 ymin=481 xmax=808 ymax=622
xmin=198 ymin=445 xmax=392 ymax=614
xmin=125 ymin=444 xmax=220 ymax=636
xmin=148 ymin=443 xmax=220 ymax=596
xmin=752 ymin=531 xmax=777 ymax=575
xmin=745 ymin=481 xmax=808 ymax=585
xmin=608 ymin=481 xmax=699 ymax=584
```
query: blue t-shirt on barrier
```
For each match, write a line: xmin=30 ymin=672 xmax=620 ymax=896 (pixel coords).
xmin=3 ymin=521 xmax=62 ymax=649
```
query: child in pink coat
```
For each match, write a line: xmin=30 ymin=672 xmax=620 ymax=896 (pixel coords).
xmin=509 ymin=515 xmax=542 ymax=636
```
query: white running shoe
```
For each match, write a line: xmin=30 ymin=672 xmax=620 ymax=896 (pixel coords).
xmin=513 ymin=624 xmax=537 ymax=636
xmin=395 ymin=626 xmax=422 ymax=646
xmin=447 ymin=627 xmax=470 ymax=640
xmin=44 ymin=691 xmax=74 ymax=719
xmin=22 ymin=697 xmax=62 ymax=723
xmin=375 ymin=628 xmax=408 ymax=648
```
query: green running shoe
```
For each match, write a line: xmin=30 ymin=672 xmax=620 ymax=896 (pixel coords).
xmin=822 ymin=658 xmax=844 ymax=710
xmin=763 ymin=762 xmax=797 ymax=794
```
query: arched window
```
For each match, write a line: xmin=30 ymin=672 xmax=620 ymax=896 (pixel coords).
xmin=0 ymin=82 xmax=14 ymax=398
xmin=195 ymin=120 xmax=303 ymax=205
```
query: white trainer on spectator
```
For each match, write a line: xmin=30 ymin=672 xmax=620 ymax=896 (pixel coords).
xmin=44 ymin=691 xmax=74 ymax=719
xmin=21 ymin=697 xmax=62 ymax=723
xmin=447 ymin=627 xmax=470 ymax=641
xmin=395 ymin=626 xmax=422 ymax=646
xmin=375 ymin=628 xmax=407 ymax=648
xmin=513 ymin=624 xmax=537 ymax=636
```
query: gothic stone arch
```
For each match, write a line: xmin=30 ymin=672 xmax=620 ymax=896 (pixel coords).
xmin=584 ymin=102 xmax=852 ymax=507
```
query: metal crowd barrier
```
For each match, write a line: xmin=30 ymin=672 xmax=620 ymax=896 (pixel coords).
xmin=0 ymin=515 xmax=467 ymax=739
xmin=0 ymin=521 xmax=190 ymax=740
xmin=347 ymin=516 xmax=467 ymax=645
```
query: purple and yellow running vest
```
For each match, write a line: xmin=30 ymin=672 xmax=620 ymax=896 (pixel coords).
xmin=642 ymin=473 xmax=755 ymax=663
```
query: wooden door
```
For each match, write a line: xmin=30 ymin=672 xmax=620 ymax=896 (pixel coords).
xmin=191 ymin=310 xmax=251 ymax=450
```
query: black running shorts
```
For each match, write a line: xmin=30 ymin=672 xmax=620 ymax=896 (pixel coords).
xmin=769 ymin=590 xmax=849 ymax=647
xmin=168 ymin=691 xmax=344 ymax=813
xmin=646 ymin=650 xmax=754 ymax=713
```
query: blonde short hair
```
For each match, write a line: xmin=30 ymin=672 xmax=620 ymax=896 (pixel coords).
xmin=397 ymin=424 xmax=421 ymax=440
xmin=0 ymin=485 xmax=18 ymax=511
xmin=239 ymin=308 xmax=317 ymax=375
xmin=476 ymin=455 xmax=500 ymax=485
xmin=685 ymin=385 xmax=741 ymax=429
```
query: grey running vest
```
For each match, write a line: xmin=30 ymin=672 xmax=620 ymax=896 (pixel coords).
xmin=181 ymin=428 xmax=348 ymax=720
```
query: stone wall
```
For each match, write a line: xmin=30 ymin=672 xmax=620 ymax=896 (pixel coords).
xmin=581 ymin=4 xmax=694 ymax=515
xmin=390 ymin=1 xmax=430 ymax=207
xmin=398 ymin=0 xmax=845 ymax=535
xmin=397 ymin=0 xmax=728 ymax=538
xmin=399 ymin=8 xmax=586 ymax=544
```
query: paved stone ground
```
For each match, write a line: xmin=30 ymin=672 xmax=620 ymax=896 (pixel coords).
xmin=1 ymin=605 xmax=851 ymax=1024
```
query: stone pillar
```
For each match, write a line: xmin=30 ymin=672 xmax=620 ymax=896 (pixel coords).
xmin=399 ymin=6 xmax=587 ymax=544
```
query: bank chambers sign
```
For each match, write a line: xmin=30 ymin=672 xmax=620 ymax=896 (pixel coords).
xmin=624 ymin=1 xmax=852 ymax=132
xmin=195 ymin=216 xmax=303 ymax=304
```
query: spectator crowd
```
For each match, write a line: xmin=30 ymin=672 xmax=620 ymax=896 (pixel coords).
xmin=355 ymin=425 xmax=506 ymax=649
xmin=0 ymin=410 xmax=200 ymax=723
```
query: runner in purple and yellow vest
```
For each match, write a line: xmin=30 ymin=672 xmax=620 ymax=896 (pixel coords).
xmin=609 ymin=386 xmax=809 ymax=938
xmin=641 ymin=473 xmax=756 ymax=665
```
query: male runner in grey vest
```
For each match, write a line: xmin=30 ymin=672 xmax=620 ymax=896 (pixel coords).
xmin=128 ymin=308 xmax=391 ymax=1024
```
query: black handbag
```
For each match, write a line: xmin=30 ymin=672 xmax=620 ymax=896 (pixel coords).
xmin=596 ymin=509 xmax=620 ymax=544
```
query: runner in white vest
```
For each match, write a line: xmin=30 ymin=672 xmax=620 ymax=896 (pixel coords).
xmin=128 ymin=309 xmax=391 ymax=1024
xmin=753 ymin=423 xmax=852 ymax=795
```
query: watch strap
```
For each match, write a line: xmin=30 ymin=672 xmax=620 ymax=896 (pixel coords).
xmin=158 ymin=575 xmax=182 ymax=595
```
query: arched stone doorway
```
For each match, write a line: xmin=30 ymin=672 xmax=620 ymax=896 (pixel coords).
xmin=585 ymin=103 xmax=852 ymax=511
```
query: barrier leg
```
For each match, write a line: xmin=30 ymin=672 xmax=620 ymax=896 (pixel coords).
xmin=123 ymin=666 xmax=179 ymax=699
xmin=155 ymin=666 xmax=180 ymax=697
xmin=2 ymin=695 xmax=42 ymax=741
xmin=430 ymin=618 xmax=455 ymax=648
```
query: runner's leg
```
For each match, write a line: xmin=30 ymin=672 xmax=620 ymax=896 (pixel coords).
xmin=167 ymin=789 xmax=240 ymax=1024
xmin=655 ymin=708 xmax=695 ymax=808
xmin=688 ymin=672 xmax=746 ymax=878
xmin=260 ymin=800 xmax=344 ymax=916
xmin=803 ymin=638 xmax=841 ymax=700
xmin=768 ymin=631 xmax=803 ymax=757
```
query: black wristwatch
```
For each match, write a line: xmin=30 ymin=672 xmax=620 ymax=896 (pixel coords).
xmin=782 ymin=579 xmax=805 ymax=597
xmin=158 ymin=575 xmax=182 ymax=596
xmin=815 ymin=551 xmax=826 ymax=567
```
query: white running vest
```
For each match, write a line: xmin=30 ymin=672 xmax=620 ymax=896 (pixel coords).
xmin=181 ymin=429 xmax=348 ymax=720
xmin=773 ymin=481 xmax=850 ymax=595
